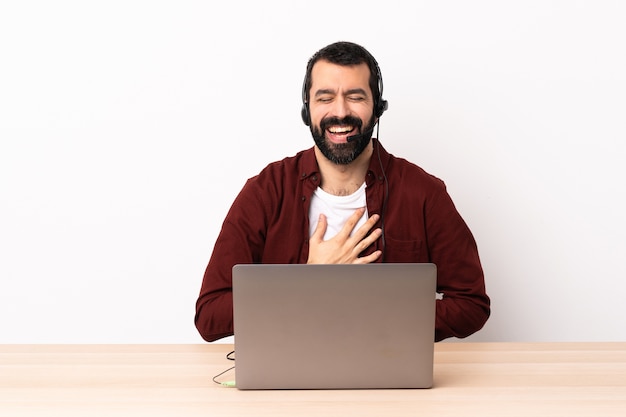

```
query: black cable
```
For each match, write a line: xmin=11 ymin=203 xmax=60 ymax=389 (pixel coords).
xmin=212 ymin=350 xmax=236 ymax=387
xmin=375 ymin=124 xmax=388 ymax=262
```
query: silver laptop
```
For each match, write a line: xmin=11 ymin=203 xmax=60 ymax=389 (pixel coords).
xmin=232 ymin=263 xmax=436 ymax=390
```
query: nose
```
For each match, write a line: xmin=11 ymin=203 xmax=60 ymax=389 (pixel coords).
xmin=329 ymin=97 xmax=349 ymax=118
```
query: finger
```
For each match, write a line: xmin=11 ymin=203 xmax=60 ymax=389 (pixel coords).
xmin=337 ymin=208 xmax=366 ymax=239
xmin=353 ymin=250 xmax=382 ymax=264
xmin=310 ymin=214 xmax=327 ymax=243
xmin=351 ymin=213 xmax=380 ymax=241
xmin=353 ymin=228 xmax=382 ymax=254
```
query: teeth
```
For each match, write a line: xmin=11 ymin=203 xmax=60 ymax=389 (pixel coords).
xmin=329 ymin=126 xmax=353 ymax=133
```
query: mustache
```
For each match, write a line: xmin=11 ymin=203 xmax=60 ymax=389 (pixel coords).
xmin=319 ymin=116 xmax=363 ymax=132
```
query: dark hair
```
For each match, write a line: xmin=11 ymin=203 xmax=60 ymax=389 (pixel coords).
xmin=301 ymin=41 xmax=386 ymax=118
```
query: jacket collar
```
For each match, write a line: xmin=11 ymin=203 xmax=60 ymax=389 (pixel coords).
xmin=298 ymin=138 xmax=390 ymax=183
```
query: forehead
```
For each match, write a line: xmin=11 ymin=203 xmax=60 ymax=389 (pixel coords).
xmin=310 ymin=60 xmax=372 ymax=93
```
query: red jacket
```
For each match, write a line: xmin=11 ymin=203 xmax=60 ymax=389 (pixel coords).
xmin=195 ymin=140 xmax=490 ymax=342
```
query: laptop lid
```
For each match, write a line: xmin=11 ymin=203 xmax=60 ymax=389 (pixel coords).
xmin=232 ymin=263 xmax=436 ymax=390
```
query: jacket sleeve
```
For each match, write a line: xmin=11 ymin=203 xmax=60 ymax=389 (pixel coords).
xmin=427 ymin=187 xmax=491 ymax=341
xmin=194 ymin=178 xmax=269 ymax=342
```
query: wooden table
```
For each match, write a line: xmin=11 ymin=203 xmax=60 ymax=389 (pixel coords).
xmin=1 ymin=343 xmax=625 ymax=416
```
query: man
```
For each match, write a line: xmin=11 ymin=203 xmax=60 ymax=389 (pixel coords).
xmin=195 ymin=41 xmax=490 ymax=342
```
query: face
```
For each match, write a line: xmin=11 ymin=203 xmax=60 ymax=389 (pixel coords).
xmin=308 ymin=60 xmax=376 ymax=165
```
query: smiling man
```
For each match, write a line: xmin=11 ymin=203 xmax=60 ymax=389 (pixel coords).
xmin=195 ymin=41 xmax=490 ymax=343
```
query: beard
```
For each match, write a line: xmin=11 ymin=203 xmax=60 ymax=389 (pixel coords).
xmin=310 ymin=115 xmax=376 ymax=165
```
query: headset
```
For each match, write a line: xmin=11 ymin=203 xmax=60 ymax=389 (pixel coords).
xmin=300 ymin=50 xmax=388 ymax=126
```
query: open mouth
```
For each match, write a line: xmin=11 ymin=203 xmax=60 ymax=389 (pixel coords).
xmin=328 ymin=124 xmax=355 ymax=134
xmin=319 ymin=116 xmax=362 ymax=143
xmin=325 ymin=124 xmax=357 ymax=142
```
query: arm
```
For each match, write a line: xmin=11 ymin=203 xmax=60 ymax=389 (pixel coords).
xmin=194 ymin=180 xmax=269 ymax=342
xmin=426 ymin=189 xmax=490 ymax=341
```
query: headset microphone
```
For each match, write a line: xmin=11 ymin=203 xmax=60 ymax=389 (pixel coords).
xmin=346 ymin=126 xmax=375 ymax=143
xmin=346 ymin=133 xmax=361 ymax=143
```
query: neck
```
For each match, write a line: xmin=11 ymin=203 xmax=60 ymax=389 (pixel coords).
xmin=314 ymin=141 xmax=373 ymax=196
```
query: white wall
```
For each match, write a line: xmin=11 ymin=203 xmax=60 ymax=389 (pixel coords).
xmin=1 ymin=1 xmax=624 ymax=343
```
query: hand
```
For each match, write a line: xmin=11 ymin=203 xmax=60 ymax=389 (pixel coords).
xmin=307 ymin=208 xmax=383 ymax=264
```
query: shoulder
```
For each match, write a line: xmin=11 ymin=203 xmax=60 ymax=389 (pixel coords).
xmin=374 ymin=140 xmax=446 ymax=193
xmin=244 ymin=147 xmax=315 ymax=190
xmin=386 ymin=153 xmax=447 ymax=193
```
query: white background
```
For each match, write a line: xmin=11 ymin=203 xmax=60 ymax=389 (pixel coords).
xmin=1 ymin=1 xmax=625 ymax=343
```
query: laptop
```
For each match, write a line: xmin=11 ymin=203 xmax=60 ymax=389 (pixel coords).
xmin=232 ymin=263 xmax=437 ymax=390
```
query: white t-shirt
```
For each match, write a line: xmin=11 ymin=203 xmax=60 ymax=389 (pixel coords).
xmin=308 ymin=182 xmax=368 ymax=241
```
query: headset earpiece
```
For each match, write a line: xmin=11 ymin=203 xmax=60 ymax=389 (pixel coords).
xmin=301 ymin=103 xmax=310 ymax=126
xmin=376 ymin=99 xmax=389 ymax=118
